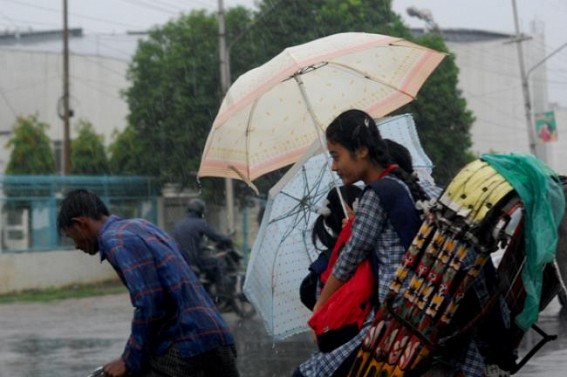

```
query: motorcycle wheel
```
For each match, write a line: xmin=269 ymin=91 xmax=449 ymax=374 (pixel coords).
xmin=231 ymin=273 xmax=256 ymax=319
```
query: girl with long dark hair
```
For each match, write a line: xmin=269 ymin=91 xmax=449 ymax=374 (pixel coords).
xmin=295 ymin=110 xmax=483 ymax=377
xmin=295 ymin=109 xmax=427 ymax=376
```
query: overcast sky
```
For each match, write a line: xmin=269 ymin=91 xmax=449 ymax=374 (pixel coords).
xmin=1 ymin=0 xmax=566 ymax=105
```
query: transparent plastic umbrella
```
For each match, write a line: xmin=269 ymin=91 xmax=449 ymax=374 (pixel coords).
xmin=243 ymin=114 xmax=435 ymax=339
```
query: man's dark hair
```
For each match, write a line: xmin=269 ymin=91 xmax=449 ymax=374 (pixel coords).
xmin=57 ymin=189 xmax=110 ymax=232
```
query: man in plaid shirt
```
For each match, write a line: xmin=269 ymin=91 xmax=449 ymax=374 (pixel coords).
xmin=57 ymin=189 xmax=238 ymax=377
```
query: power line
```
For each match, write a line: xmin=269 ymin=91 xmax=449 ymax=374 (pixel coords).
xmin=118 ymin=0 xmax=179 ymax=15
xmin=70 ymin=74 xmax=124 ymax=99
xmin=152 ymin=0 xmax=184 ymax=9
xmin=91 ymin=39 xmax=137 ymax=60
xmin=0 ymin=0 xmax=141 ymax=30
xmin=187 ymin=0 xmax=216 ymax=9
xmin=0 ymin=17 xmax=58 ymax=28
xmin=0 ymin=74 xmax=60 ymax=94
xmin=81 ymin=56 xmax=129 ymax=77
xmin=148 ymin=0 xmax=189 ymax=12
xmin=0 ymin=87 xmax=17 ymax=117
xmin=0 ymin=9 xmax=18 ymax=29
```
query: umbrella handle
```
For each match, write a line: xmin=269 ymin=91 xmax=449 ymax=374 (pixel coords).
xmin=334 ymin=185 xmax=349 ymax=221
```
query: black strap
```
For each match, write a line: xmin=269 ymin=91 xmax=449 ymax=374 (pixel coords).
xmin=367 ymin=176 xmax=421 ymax=250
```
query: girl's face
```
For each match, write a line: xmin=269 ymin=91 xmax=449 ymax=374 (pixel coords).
xmin=327 ymin=140 xmax=368 ymax=185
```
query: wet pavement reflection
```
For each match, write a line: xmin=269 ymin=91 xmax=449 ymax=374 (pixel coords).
xmin=231 ymin=316 xmax=314 ymax=377
xmin=514 ymin=299 xmax=567 ymax=376
xmin=0 ymin=293 xmax=565 ymax=376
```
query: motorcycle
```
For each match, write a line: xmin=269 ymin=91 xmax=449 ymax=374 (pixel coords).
xmin=196 ymin=241 xmax=256 ymax=319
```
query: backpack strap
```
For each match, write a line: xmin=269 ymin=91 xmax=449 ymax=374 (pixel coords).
xmin=367 ymin=176 xmax=421 ymax=250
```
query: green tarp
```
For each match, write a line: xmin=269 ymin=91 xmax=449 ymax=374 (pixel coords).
xmin=483 ymin=153 xmax=565 ymax=330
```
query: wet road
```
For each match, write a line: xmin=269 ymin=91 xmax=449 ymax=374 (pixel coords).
xmin=0 ymin=293 xmax=565 ymax=377
xmin=512 ymin=299 xmax=567 ymax=377
xmin=0 ymin=293 xmax=315 ymax=377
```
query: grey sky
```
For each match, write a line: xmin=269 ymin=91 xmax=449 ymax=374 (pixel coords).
xmin=1 ymin=0 xmax=565 ymax=105
xmin=392 ymin=0 xmax=567 ymax=107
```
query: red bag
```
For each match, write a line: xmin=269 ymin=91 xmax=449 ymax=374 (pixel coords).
xmin=308 ymin=219 xmax=375 ymax=351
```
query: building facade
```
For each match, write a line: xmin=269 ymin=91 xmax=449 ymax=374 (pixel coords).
xmin=438 ymin=26 xmax=563 ymax=172
xmin=0 ymin=29 xmax=140 ymax=172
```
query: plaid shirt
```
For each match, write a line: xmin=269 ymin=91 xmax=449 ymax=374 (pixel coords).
xmin=300 ymin=183 xmax=408 ymax=376
xmin=333 ymin=186 xmax=407 ymax=302
xmin=302 ymin=179 xmax=485 ymax=377
xmin=98 ymin=215 xmax=234 ymax=373
xmin=299 ymin=312 xmax=374 ymax=376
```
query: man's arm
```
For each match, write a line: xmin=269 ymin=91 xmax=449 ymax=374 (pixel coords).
xmin=103 ymin=358 xmax=127 ymax=377
xmin=202 ymin=221 xmax=232 ymax=246
xmin=105 ymin=235 xmax=169 ymax=373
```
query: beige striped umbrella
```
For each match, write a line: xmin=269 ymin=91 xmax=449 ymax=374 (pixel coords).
xmin=198 ymin=32 xmax=445 ymax=186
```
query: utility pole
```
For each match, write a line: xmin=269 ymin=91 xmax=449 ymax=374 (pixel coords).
xmin=218 ymin=0 xmax=235 ymax=235
xmin=62 ymin=0 xmax=71 ymax=174
xmin=511 ymin=0 xmax=538 ymax=156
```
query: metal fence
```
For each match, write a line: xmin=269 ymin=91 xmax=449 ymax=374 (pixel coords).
xmin=0 ymin=175 xmax=158 ymax=253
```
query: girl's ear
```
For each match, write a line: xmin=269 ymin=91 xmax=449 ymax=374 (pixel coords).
xmin=356 ymin=146 xmax=369 ymax=159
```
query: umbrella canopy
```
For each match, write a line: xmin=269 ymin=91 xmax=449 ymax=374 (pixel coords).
xmin=198 ymin=32 xmax=445 ymax=184
xmin=244 ymin=114 xmax=435 ymax=340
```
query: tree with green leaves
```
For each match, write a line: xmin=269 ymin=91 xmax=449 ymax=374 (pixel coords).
xmin=109 ymin=124 xmax=145 ymax=175
xmin=396 ymin=33 xmax=475 ymax=184
xmin=118 ymin=0 xmax=473 ymax=196
xmin=71 ymin=119 xmax=110 ymax=175
xmin=5 ymin=115 xmax=56 ymax=175
xmin=123 ymin=11 xmax=236 ymax=185
xmin=118 ymin=7 xmax=257 ymax=203
xmin=247 ymin=0 xmax=473 ymax=185
xmin=247 ymin=0 xmax=410 ymax=62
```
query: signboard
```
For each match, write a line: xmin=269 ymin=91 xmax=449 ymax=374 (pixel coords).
xmin=535 ymin=111 xmax=557 ymax=143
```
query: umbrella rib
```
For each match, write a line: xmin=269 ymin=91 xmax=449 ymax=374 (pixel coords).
xmin=228 ymin=165 xmax=259 ymax=195
xmin=270 ymin=206 xmax=304 ymax=224
xmin=297 ymin=164 xmax=321 ymax=224
xmin=278 ymin=190 xmax=308 ymax=203
xmin=245 ymin=97 xmax=261 ymax=182
xmin=296 ymin=166 xmax=313 ymax=227
xmin=326 ymin=61 xmax=416 ymax=99
xmin=269 ymin=163 xmax=328 ymax=232
xmin=270 ymin=192 xmax=315 ymax=223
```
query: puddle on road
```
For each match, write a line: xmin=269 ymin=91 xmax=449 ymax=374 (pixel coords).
xmin=3 ymin=337 xmax=122 ymax=377
xmin=518 ymin=307 xmax=567 ymax=355
xmin=231 ymin=316 xmax=316 ymax=376
xmin=12 ymin=337 xmax=116 ymax=356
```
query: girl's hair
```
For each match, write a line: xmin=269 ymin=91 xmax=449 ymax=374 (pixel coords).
xmin=312 ymin=185 xmax=362 ymax=252
xmin=57 ymin=189 xmax=110 ymax=233
xmin=325 ymin=109 xmax=430 ymax=206
xmin=384 ymin=139 xmax=414 ymax=174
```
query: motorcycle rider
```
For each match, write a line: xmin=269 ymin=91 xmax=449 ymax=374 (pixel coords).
xmin=172 ymin=198 xmax=232 ymax=300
